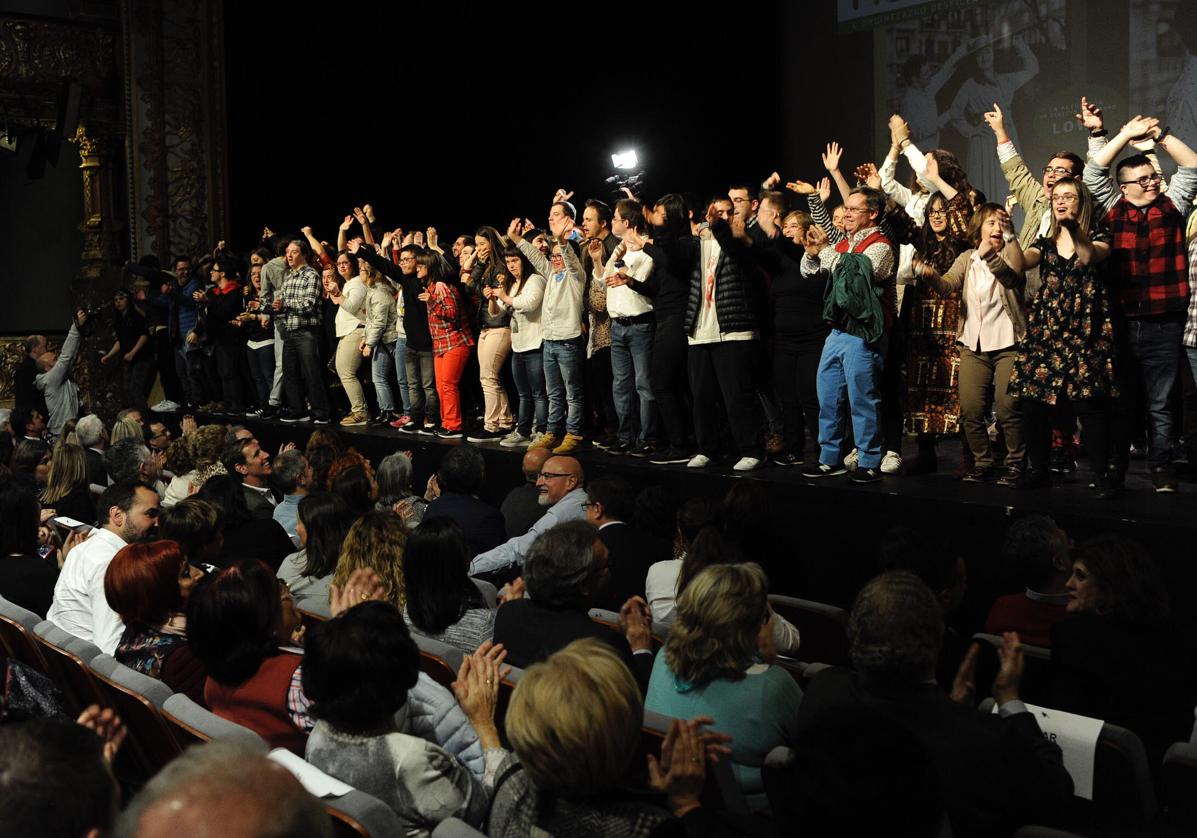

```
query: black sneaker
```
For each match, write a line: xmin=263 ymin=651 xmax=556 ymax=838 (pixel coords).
xmin=592 ymin=433 xmax=618 ymax=451
xmin=607 ymin=440 xmax=631 ymax=455
xmin=772 ymin=452 xmax=804 ymax=467
xmin=962 ymin=465 xmax=995 ymax=483
xmin=800 ymin=462 xmax=846 ymax=478
xmin=259 ymin=406 xmax=279 ymax=419
xmin=399 ymin=422 xmax=421 ymax=434
xmin=649 ymin=447 xmax=692 ymax=465
xmin=312 ymin=417 xmax=330 ymax=425
xmin=435 ymin=426 xmax=464 ymax=439
xmin=1094 ymin=473 xmax=1125 ymax=500
xmin=466 ymin=428 xmax=501 ymax=443
xmin=1151 ymin=467 xmax=1178 ymax=493
xmin=280 ymin=412 xmax=310 ymax=424
xmin=848 ymin=467 xmax=882 ymax=484
xmin=629 ymin=442 xmax=655 ymax=458
xmin=417 ymin=424 xmax=437 ymax=436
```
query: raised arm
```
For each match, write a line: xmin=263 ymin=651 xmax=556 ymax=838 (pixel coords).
xmin=1158 ymin=131 xmax=1197 ymax=216
xmin=336 ymin=215 xmax=352 ymax=253
xmin=822 ymin=142 xmax=852 ymax=204
xmin=301 ymin=226 xmax=328 ymax=265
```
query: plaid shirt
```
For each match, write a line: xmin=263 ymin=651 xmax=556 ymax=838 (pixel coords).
xmin=426 ymin=281 xmax=475 ymax=355
xmin=1184 ymin=238 xmax=1197 ymax=348
xmin=278 ymin=265 xmax=323 ymax=332
xmin=1104 ymin=196 xmax=1190 ymax=318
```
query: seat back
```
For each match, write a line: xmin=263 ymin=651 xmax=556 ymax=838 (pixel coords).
xmin=588 ymin=607 xmax=665 ymax=651
xmin=0 ymin=596 xmax=49 ymax=673
xmin=432 ymin=817 xmax=487 ymax=837
xmin=639 ymin=709 xmax=749 ymax=815
xmin=767 ymin=595 xmax=849 ymax=666
xmin=88 ymin=654 xmax=181 ymax=773
xmin=1163 ymin=740 xmax=1197 ymax=830
xmin=413 ymin=634 xmax=465 ymax=691
xmin=161 ymin=692 xmax=267 ymax=750
xmin=494 ymin=664 xmax=526 ymax=746
xmin=471 ymin=577 xmax=498 ymax=609
xmin=297 ymin=606 xmax=329 ymax=634
xmin=32 ymin=620 xmax=105 ymax=712
xmin=971 ymin=633 xmax=1052 ymax=707
xmin=266 ymin=748 xmax=402 ymax=838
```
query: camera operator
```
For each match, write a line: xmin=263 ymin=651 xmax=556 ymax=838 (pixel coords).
xmin=34 ymin=310 xmax=88 ymax=440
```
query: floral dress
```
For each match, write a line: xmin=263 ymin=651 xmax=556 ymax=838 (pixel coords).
xmin=1010 ymin=233 xmax=1117 ymax=405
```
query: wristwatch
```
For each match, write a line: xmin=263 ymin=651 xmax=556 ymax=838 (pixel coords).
xmin=1002 ymin=232 xmax=1017 ymax=243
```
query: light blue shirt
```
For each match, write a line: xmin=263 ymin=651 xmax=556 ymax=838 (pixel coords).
xmin=273 ymin=493 xmax=302 ymax=547
xmin=469 ymin=487 xmax=588 ymax=576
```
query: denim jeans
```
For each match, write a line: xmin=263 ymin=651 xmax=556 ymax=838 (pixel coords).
xmin=269 ymin=323 xmax=285 ymax=406
xmin=816 ymin=329 xmax=886 ymax=469
xmin=174 ymin=347 xmax=205 ymax=407
xmin=1117 ymin=318 xmax=1183 ymax=469
xmin=281 ymin=327 xmax=330 ymax=420
xmin=610 ymin=319 xmax=656 ymax=444
xmin=542 ymin=337 xmax=584 ymax=435
xmin=404 ymin=347 xmax=438 ymax=425
xmin=371 ymin=342 xmax=397 ymax=412
xmin=512 ymin=348 xmax=547 ymax=435
xmin=393 ymin=336 xmax=412 ymax=413
xmin=246 ymin=343 xmax=275 ymax=406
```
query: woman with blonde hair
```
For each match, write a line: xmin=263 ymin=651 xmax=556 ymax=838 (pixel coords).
xmin=39 ymin=442 xmax=94 ymax=523
xmin=331 ymin=511 xmax=407 ymax=610
xmin=645 ymin=562 xmax=802 ymax=812
xmin=109 ymin=416 xmax=143 ymax=445
xmin=162 ymin=424 xmax=227 ymax=507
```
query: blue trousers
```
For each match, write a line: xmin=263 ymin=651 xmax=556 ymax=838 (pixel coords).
xmin=610 ymin=319 xmax=656 ymax=444
xmin=816 ymin=329 xmax=886 ymax=470
xmin=543 ymin=337 xmax=584 ymax=435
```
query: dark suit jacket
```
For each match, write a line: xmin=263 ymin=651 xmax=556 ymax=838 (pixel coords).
xmin=242 ymin=483 xmax=279 ymax=521
xmin=424 ymin=492 xmax=506 ymax=556
xmin=795 ymin=667 xmax=1072 ymax=838
xmin=85 ymin=448 xmax=107 ymax=488
xmin=594 ymin=522 xmax=671 ymax=613
xmin=493 ymin=598 xmax=654 ymax=692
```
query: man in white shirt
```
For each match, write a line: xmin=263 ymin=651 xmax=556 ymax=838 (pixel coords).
xmin=47 ymin=480 xmax=161 ymax=653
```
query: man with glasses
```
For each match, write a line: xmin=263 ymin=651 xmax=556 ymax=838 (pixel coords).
xmin=146 ymin=421 xmax=172 ymax=455
xmin=48 ymin=480 xmax=161 ymax=654
xmin=1084 ymin=113 xmax=1197 ymax=492
xmin=469 ymin=455 xmax=587 ymax=578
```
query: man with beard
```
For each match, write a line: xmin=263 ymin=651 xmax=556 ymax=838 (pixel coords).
xmin=47 ymin=480 xmax=161 ymax=654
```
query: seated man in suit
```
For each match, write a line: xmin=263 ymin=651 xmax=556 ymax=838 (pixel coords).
xmin=794 ymin=571 xmax=1072 ymax=837
xmin=75 ymin=414 xmax=109 ymax=487
xmin=221 ymin=436 xmax=277 ymax=521
xmin=493 ymin=520 xmax=654 ymax=691
xmin=585 ymin=474 xmax=670 ymax=612
xmin=422 ymin=446 xmax=506 ymax=556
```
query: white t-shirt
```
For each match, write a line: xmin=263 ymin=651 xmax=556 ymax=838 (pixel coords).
xmin=47 ymin=527 xmax=128 ymax=654
xmin=688 ymin=235 xmax=756 ymax=345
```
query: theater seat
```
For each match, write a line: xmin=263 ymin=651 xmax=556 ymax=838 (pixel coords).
xmin=494 ymin=663 xmax=526 ymax=745
xmin=1163 ymin=740 xmax=1197 ymax=830
xmin=971 ymin=632 xmax=1052 ymax=707
xmin=0 ymin=595 xmax=50 ymax=673
xmin=266 ymin=750 xmax=402 ymax=838
xmin=589 ymin=607 xmax=666 ymax=650
xmin=32 ymin=620 xmax=105 ymax=712
xmin=432 ymin=817 xmax=486 ymax=837
xmin=639 ymin=708 xmax=749 ymax=815
xmin=161 ymin=693 xmax=267 ymax=750
xmin=471 ymin=577 xmax=498 ymax=609
xmin=767 ymin=595 xmax=849 ymax=666
xmin=413 ymin=634 xmax=465 ymax=690
xmin=89 ymin=654 xmax=181 ymax=774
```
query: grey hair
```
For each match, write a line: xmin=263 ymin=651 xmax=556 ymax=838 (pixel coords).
xmin=75 ymin=414 xmax=104 ymax=448
xmin=376 ymin=452 xmax=415 ymax=504
xmin=104 ymin=438 xmax=151 ymax=484
xmin=272 ymin=450 xmax=309 ymax=494
xmin=525 ymin=520 xmax=600 ymax=608
xmin=848 ymin=571 xmax=943 ymax=687
xmin=112 ymin=741 xmax=331 ymax=838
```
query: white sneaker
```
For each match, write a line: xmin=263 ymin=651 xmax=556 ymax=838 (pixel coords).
xmin=686 ymin=454 xmax=711 ymax=468
xmin=150 ymin=399 xmax=181 ymax=413
xmin=844 ymin=448 xmax=860 ymax=471
xmin=733 ymin=457 xmax=761 ymax=472
xmin=881 ymin=450 xmax=902 ymax=474
xmin=499 ymin=430 xmax=531 ymax=448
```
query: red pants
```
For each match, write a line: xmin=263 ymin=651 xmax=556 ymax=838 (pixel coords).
xmin=434 ymin=345 xmax=471 ymax=430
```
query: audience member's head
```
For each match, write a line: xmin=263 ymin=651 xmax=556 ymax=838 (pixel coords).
xmin=297 ymin=492 xmax=352 ymax=580
xmin=403 ymin=517 xmax=485 ymax=635
xmin=12 ymin=405 xmax=46 ymax=439
xmin=1066 ymin=534 xmax=1171 ymax=626
xmin=105 ymin=540 xmax=202 ymax=630
xmin=158 ymin=498 xmax=224 ymax=565
xmin=116 ymin=408 xmax=144 ymax=428
xmin=195 ymin=474 xmax=253 ymax=527
xmin=0 ymin=478 xmax=39 ymax=556
xmin=105 ymin=438 xmax=153 ymax=485
xmin=584 ymin=474 xmax=634 ymax=525
xmin=97 ymin=480 xmax=161 ymax=542
xmin=634 ymin=484 xmax=678 ymax=542
xmin=524 ymin=520 xmax=604 ymax=609
xmin=506 ymin=637 xmax=641 ymax=797
xmin=374 ymin=452 xmax=416 ymax=507
xmin=225 ymin=425 xmax=253 ymax=445
xmin=221 ymin=437 xmax=272 ymax=488
xmin=329 ymin=460 xmax=376 ymax=517
xmin=187 ymin=424 xmax=227 ymax=469
xmin=75 ymin=414 xmax=106 ymax=449
xmin=162 ymin=437 xmax=192 ymax=477
xmin=667 ymin=562 xmax=769 ymax=686
xmin=110 ymin=416 xmax=144 ymax=446
xmin=146 ymin=421 xmax=172 ymax=454
xmin=535 ymin=455 xmax=583 ymax=507
xmin=11 ymin=437 xmax=51 ymax=485
xmin=0 ymin=718 xmax=119 ymax=837
xmin=521 ymin=446 xmax=551 ymax=485
xmin=332 ymin=511 xmax=407 ymax=609
xmin=272 ymin=450 xmax=312 ymax=497
xmin=436 ymin=446 xmax=485 ymax=496
xmin=187 ymin=559 xmax=298 ymax=686
xmin=41 ymin=442 xmax=89 ymax=506
xmin=674 ymin=495 xmax=721 ymax=557
xmin=112 ymin=741 xmax=331 ymax=838
xmin=849 ymin=571 xmax=943 ymax=688
xmin=878 ymin=526 xmax=967 ymax=617
xmin=302 ymin=601 xmax=420 ymax=735
xmin=1003 ymin=514 xmax=1072 ymax=593
xmin=722 ymin=480 xmax=774 ymax=562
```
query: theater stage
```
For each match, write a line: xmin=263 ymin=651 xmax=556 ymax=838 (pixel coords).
xmin=227 ymin=414 xmax=1197 ymax=635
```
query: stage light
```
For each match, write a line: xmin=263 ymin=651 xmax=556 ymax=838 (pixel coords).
xmin=611 ymin=149 xmax=639 ymax=170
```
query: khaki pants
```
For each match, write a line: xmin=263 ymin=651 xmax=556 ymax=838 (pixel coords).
xmin=478 ymin=327 xmax=513 ymax=430
xmin=336 ymin=329 xmax=367 ymax=415
xmin=958 ymin=345 xmax=1024 ymax=468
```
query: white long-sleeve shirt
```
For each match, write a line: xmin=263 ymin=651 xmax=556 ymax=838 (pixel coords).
xmin=47 ymin=527 xmax=128 ymax=654
xmin=516 ymin=240 xmax=585 ymax=341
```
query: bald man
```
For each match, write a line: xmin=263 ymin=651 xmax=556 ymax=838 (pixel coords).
xmin=113 ymin=742 xmax=331 ymax=838
xmin=470 ymin=454 xmax=587 ymax=576
xmin=500 ymin=447 xmax=552 ymax=539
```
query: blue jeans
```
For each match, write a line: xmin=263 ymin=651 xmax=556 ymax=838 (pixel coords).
xmin=1116 ymin=318 xmax=1183 ymax=470
xmin=393 ymin=336 xmax=412 ymax=413
xmin=542 ymin=337 xmax=584 ymax=435
xmin=281 ymin=327 xmax=330 ymax=420
xmin=246 ymin=343 xmax=274 ymax=406
xmin=512 ymin=348 xmax=547 ymax=435
xmin=371 ymin=342 xmax=397 ymax=412
xmin=610 ymin=319 xmax=656 ymax=444
xmin=816 ymin=329 xmax=886 ymax=469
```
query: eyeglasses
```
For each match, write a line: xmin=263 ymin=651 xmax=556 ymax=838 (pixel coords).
xmin=1051 ymin=193 xmax=1079 ymax=204
xmin=1118 ymin=173 xmax=1162 ymax=188
xmin=841 ymin=206 xmax=868 ymax=214
xmin=1042 ymin=166 xmax=1074 ymax=176
xmin=398 ymin=256 xmax=416 ymax=264
xmin=537 ymin=471 xmax=572 ymax=480
xmin=927 ymin=209 xmax=948 ymax=217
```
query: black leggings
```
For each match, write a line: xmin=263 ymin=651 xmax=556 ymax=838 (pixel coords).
xmin=1023 ymin=396 xmax=1113 ymax=477
xmin=651 ymin=316 xmax=691 ymax=449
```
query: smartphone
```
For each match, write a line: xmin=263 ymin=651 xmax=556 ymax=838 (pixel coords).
xmin=52 ymin=516 xmax=94 ymax=536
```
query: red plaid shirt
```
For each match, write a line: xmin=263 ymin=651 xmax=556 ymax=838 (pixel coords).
xmin=1104 ymin=196 xmax=1190 ymax=317
xmin=426 ymin=281 xmax=475 ymax=355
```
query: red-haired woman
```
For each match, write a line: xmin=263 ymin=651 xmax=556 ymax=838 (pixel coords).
xmin=105 ymin=539 xmax=206 ymax=703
